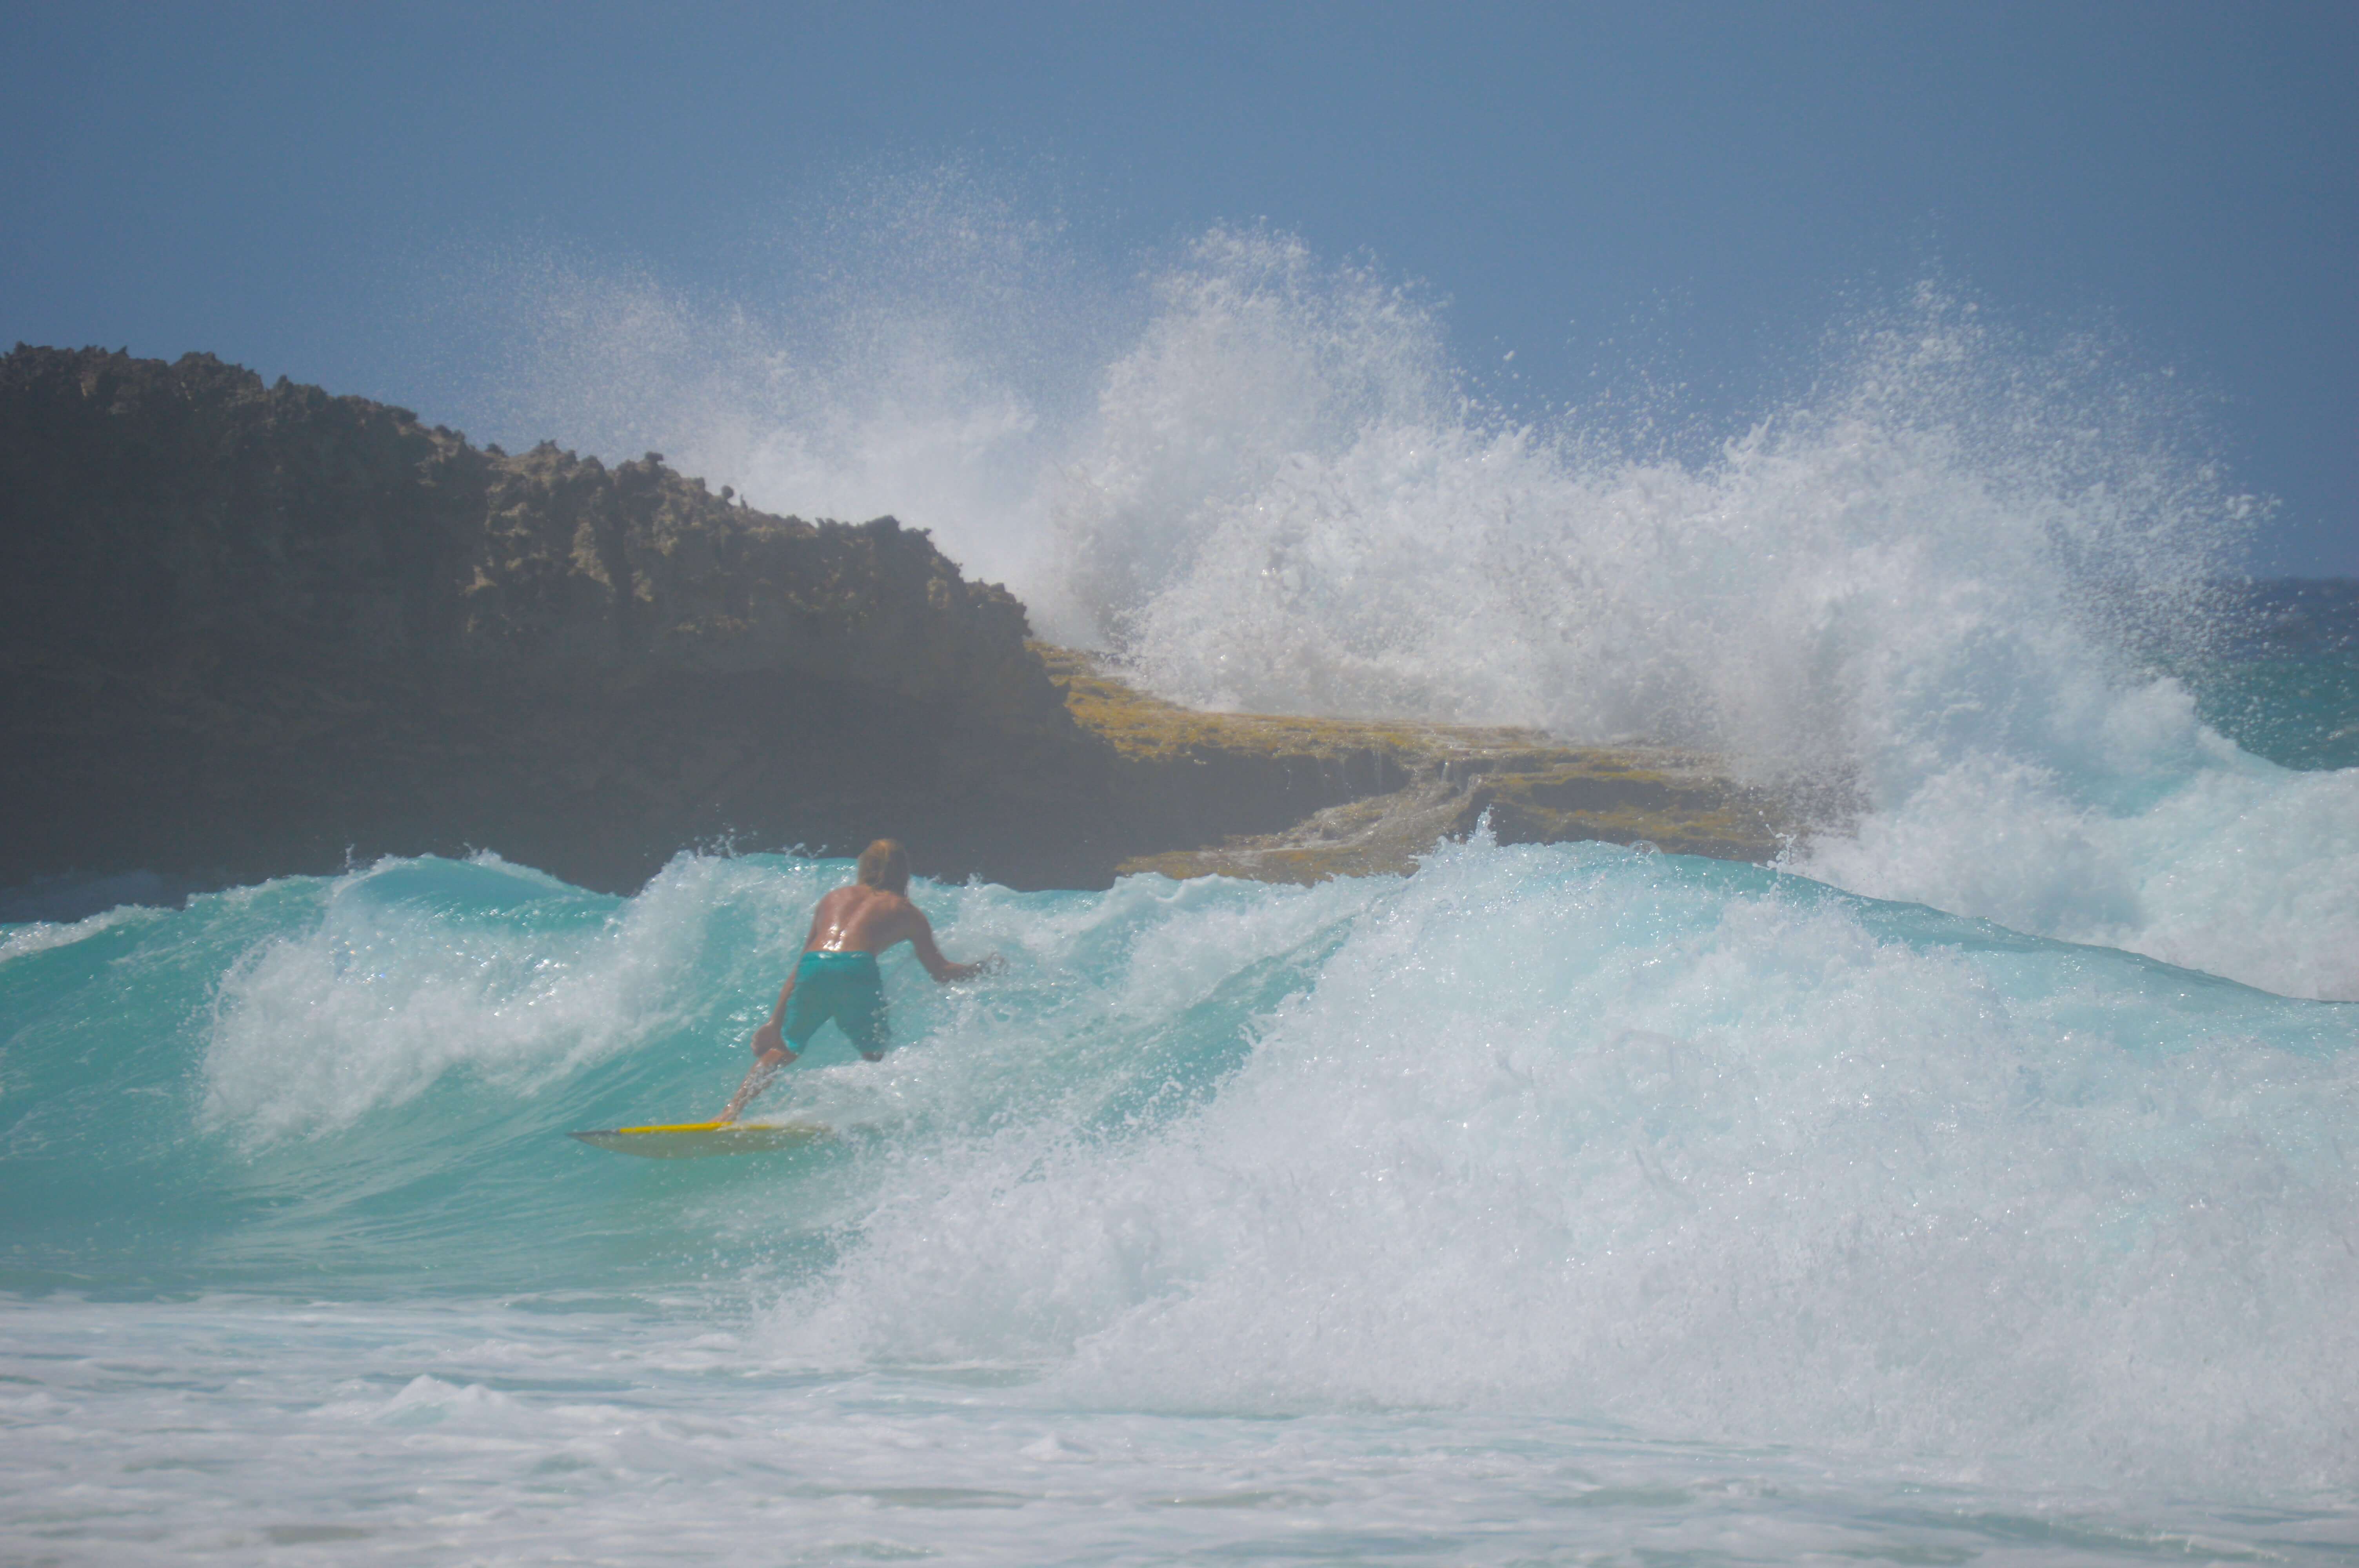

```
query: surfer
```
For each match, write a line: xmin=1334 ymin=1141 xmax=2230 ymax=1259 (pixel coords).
xmin=716 ymin=839 xmax=994 ymax=1122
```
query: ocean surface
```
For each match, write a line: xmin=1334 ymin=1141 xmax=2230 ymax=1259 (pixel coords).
xmin=7 ymin=596 xmax=2356 ymax=1563
xmin=10 ymin=220 xmax=2359 ymax=1561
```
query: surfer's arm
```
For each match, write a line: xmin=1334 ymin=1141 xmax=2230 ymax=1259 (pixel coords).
xmin=907 ymin=910 xmax=994 ymax=983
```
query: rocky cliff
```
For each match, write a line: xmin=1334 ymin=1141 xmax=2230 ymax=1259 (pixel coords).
xmin=2 ymin=345 xmax=1795 ymax=907
xmin=0 ymin=346 xmax=1113 ymax=893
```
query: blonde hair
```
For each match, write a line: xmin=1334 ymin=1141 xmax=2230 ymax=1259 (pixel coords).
xmin=855 ymin=838 xmax=910 ymax=893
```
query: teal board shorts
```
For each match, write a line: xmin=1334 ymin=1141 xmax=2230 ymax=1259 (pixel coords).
xmin=780 ymin=950 xmax=889 ymax=1059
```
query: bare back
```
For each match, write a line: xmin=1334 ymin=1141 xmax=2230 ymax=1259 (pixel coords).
xmin=803 ymin=884 xmax=964 ymax=979
xmin=718 ymin=851 xmax=992 ymax=1120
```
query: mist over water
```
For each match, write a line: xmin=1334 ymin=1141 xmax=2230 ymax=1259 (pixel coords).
xmin=442 ymin=182 xmax=2355 ymax=1002
xmin=445 ymin=170 xmax=1135 ymax=618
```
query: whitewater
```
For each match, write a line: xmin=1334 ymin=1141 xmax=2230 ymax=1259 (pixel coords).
xmin=6 ymin=203 xmax=2357 ymax=1562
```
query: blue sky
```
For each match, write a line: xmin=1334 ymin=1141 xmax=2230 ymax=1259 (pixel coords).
xmin=4 ymin=0 xmax=2351 ymax=573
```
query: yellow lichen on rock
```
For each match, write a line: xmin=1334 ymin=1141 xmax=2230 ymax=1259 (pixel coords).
xmin=1037 ymin=644 xmax=1797 ymax=882
xmin=1036 ymin=644 xmax=1459 ymax=766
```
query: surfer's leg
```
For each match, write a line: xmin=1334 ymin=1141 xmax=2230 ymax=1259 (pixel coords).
xmin=777 ymin=951 xmax=842 ymax=1054
xmin=846 ymin=1005 xmax=888 ymax=1061
xmin=791 ymin=951 xmax=886 ymax=1060
xmin=723 ymin=953 xmax=835 ymax=1120
xmin=837 ymin=965 xmax=889 ymax=1061
xmin=718 ymin=1048 xmax=787 ymax=1123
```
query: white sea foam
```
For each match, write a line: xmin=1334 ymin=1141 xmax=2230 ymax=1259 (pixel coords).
xmin=446 ymin=179 xmax=2354 ymax=999
xmin=23 ymin=1295 xmax=2345 ymax=1566
xmin=765 ymin=844 xmax=2359 ymax=1496
xmin=199 ymin=852 xmax=809 ymax=1140
xmin=12 ymin=846 xmax=2357 ymax=1553
xmin=0 ymin=902 xmax=160 ymax=962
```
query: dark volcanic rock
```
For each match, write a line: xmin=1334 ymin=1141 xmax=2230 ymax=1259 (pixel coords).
xmin=0 ymin=346 xmax=1116 ymax=894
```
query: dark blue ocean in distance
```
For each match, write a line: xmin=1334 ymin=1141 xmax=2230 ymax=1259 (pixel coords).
xmin=2185 ymin=578 xmax=2359 ymax=771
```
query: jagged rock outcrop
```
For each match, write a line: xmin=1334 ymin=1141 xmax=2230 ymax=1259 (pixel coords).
xmin=0 ymin=346 xmax=1114 ymax=893
xmin=1040 ymin=647 xmax=1797 ymax=882
xmin=1 ymin=345 xmax=1797 ymax=907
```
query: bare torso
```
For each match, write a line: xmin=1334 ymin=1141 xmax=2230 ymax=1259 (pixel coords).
xmin=804 ymin=884 xmax=955 ymax=974
xmin=717 ymin=878 xmax=991 ymax=1120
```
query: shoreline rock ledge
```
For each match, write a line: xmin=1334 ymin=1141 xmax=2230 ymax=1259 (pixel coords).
xmin=0 ymin=345 xmax=1108 ymax=896
xmin=1040 ymin=647 xmax=1796 ymax=882
xmin=2 ymin=345 xmax=1793 ymax=909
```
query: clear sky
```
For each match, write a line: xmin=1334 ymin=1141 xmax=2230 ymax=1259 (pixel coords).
xmin=4 ymin=0 xmax=2351 ymax=574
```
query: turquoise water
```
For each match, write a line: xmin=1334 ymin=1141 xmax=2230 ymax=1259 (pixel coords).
xmin=11 ymin=234 xmax=2359 ymax=1559
xmin=6 ymin=829 xmax=2355 ymax=1562
xmin=2185 ymin=580 xmax=2359 ymax=773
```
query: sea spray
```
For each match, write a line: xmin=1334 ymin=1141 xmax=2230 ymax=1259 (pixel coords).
xmin=448 ymin=198 xmax=2355 ymax=998
xmin=440 ymin=166 xmax=1132 ymax=620
xmin=759 ymin=840 xmax=2357 ymax=1497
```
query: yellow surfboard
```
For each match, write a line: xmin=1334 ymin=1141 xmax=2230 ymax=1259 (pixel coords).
xmin=568 ymin=1119 xmax=832 ymax=1158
